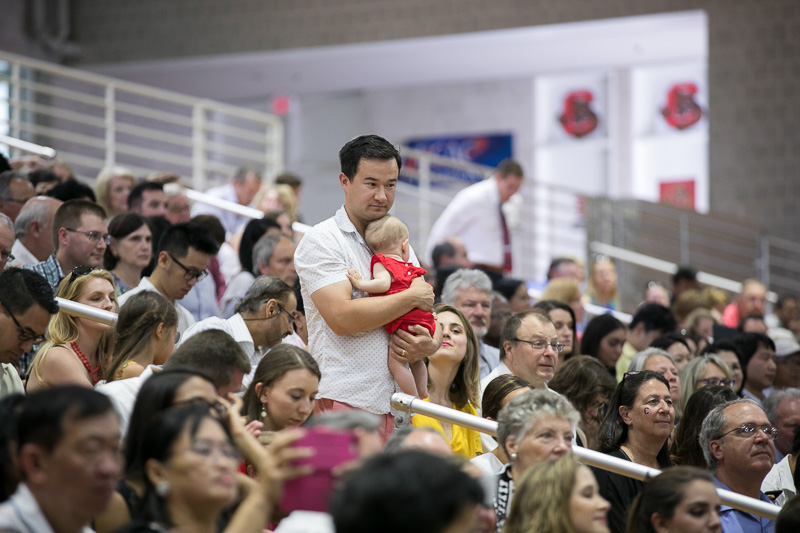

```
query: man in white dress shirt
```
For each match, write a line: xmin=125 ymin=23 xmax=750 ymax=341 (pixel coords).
xmin=295 ymin=134 xmax=439 ymax=439
xmin=425 ymin=159 xmax=524 ymax=279
xmin=118 ymin=222 xmax=219 ymax=335
xmin=180 ymin=276 xmax=296 ymax=391
xmin=191 ymin=165 xmax=262 ymax=238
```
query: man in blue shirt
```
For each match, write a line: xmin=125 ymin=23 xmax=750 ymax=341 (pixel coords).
xmin=699 ymin=399 xmax=778 ymax=533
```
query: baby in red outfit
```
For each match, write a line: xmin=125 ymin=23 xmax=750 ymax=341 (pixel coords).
xmin=346 ymin=215 xmax=433 ymax=399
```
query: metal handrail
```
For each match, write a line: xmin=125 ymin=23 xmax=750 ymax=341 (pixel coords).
xmin=0 ymin=133 xmax=56 ymax=158
xmin=55 ymin=297 xmax=117 ymax=326
xmin=390 ymin=392 xmax=780 ymax=520
xmin=526 ymin=286 xmax=633 ymax=324
xmin=590 ymin=241 xmax=779 ymax=303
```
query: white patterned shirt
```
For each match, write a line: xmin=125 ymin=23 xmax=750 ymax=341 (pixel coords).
xmin=295 ymin=205 xmax=419 ymax=415
xmin=118 ymin=277 xmax=195 ymax=335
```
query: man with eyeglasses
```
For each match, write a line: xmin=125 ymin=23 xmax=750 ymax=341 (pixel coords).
xmin=118 ymin=222 xmax=219 ymax=335
xmin=0 ymin=170 xmax=35 ymax=222
xmin=24 ymin=199 xmax=109 ymax=291
xmin=179 ymin=276 xmax=296 ymax=392
xmin=0 ymin=269 xmax=58 ymax=397
xmin=478 ymin=310 xmax=563 ymax=453
xmin=699 ymin=399 xmax=777 ymax=532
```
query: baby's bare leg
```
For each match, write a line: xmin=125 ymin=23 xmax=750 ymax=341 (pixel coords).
xmin=409 ymin=359 xmax=428 ymax=399
xmin=388 ymin=352 xmax=422 ymax=397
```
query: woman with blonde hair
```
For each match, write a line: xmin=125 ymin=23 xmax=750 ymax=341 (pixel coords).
xmin=412 ymin=303 xmax=482 ymax=458
xmin=542 ymin=278 xmax=585 ymax=327
xmin=677 ymin=354 xmax=733 ymax=415
xmin=504 ymin=454 xmax=610 ymax=533
xmin=27 ymin=267 xmax=117 ymax=391
xmin=587 ymin=257 xmax=620 ymax=311
xmin=103 ymin=291 xmax=179 ymax=381
xmin=95 ymin=166 xmax=136 ymax=218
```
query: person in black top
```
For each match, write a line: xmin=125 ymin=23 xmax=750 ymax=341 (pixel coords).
xmin=592 ymin=370 xmax=674 ymax=533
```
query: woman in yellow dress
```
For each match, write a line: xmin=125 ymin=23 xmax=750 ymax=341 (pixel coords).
xmin=412 ymin=303 xmax=482 ymax=458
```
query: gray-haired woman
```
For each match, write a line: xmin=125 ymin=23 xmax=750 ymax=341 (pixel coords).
xmin=492 ymin=388 xmax=580 ymax=531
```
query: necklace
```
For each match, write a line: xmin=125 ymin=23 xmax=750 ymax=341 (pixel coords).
xmin=70 ymin=341 xmax=102 ymax=384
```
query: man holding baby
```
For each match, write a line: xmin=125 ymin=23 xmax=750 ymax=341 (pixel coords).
xmin=294 ymin=134 xmax=440 ymax=439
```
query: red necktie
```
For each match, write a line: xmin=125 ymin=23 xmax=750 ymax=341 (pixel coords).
xmin=499 ymin=205 xmax=512 ymax=274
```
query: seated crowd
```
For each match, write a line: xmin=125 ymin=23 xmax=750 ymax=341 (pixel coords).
xmin=2 ymin=141 xmax=800 ymax=533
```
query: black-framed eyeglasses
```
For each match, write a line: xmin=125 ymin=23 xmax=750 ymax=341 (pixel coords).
xmin=512 ymin=338 xmax=564 ymax=354
xmin=0 ymin=250 xmax=14 ymax=262
xmin=715 ymin=423 xmax=778 ymax=441
xmin=65 ymin=228 xmax=112 ymax=245
xmin=168 ymin=253 xmax=208 ymax=282
xmin=1 ymin=301 xmax=46 ymax=344
xmin=698 ymin=377 xmax=735 ymax=389
xmin=242 ymin=302 xmax=295 ymax=325
xmin=623 ymin=371 xmax=642 ymax=380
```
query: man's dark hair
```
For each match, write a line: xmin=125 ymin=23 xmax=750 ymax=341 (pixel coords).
xmin=274 ymin=172 xmax=302 ymax=189
xmin=672 ymin=265 xmax=697 ymax=284
xmin=52 ymin=199 xmax=107 ymax=251
xmin=27 ymin=169 xmax=60 ymax=189
xmin=190 ymin=214 xmax=225 ymax=246
xmin=496 ymin=158 xmax=523 ymax=178
xmin=650 ymin=332 xmax=690 ymax=352
xmin=339 ymin=134 xmax=402 ymax=181
xmin=235 ymin=276 xmax=294 ymax=315
xmin=630 ymin=303 xmax=677 ymax=334
xmin=239 ymin=218 xmax=281 ymax=274
xmin=127 ymin=181 xmax=162 ymax=211
xmin=777 ymin=492 xmax=800 ymax=533
xmin=431 ymin=241 xmax=455 ymax=270
xmin=0 ymin=269 xmax=58 ymax=316
xmin=733 ymin=332 xmax=776 ymax=383
xmin=16 ymin=386 xmax=115 ymax=455
xmin=331 ymin=450 xmax=484 ymax=533
xmin=46 ymin=179 xmax=96 ymax=203
xmin=547 ymin=257 xmax=577 ymax=280
xmin=0 ymin=153 xmax=10 ymax=173
xmin=166 ymin=329 xmax=251 ymax=389
xmin=157 ymin=221 xmax=219 ymax=257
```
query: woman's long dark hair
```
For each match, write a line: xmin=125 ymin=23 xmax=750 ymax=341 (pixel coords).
xmin=670 ymin=385 xmax=738 ymax=467
xmin=596 ymin=370 xmax=672 ymax=468
xmin=581 ymin=314 xmax=625 ymax=360
xmin=125 ymin=369 xmax=215 ymax=481
xmin=137 ymin=403 xmax=234 ymax=528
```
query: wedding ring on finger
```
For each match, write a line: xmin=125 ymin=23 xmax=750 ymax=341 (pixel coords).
xmin=401 ymin=349 xmax=406 ymax=357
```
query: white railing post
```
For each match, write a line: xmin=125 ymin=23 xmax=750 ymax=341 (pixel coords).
xmin=418 ymin=154 xmax=432 ymax=254
xmin=192 ymin=103 xmax=206 ymax=191
xmin=104 ymin=85 xmax=116 ymax=167
xmin=10 ymin=61 xmax=21 ymax=152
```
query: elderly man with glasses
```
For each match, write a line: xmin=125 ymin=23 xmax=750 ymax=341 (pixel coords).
xmin=118 ymin=222 xmax=218 ymax=335
xmin=179 ymin=276 xmax=296 ymax=392
xmin=0 ymin=269 xmax=58 ymax=397
xmin=699 ymin=399 xmax=778 ymax=532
